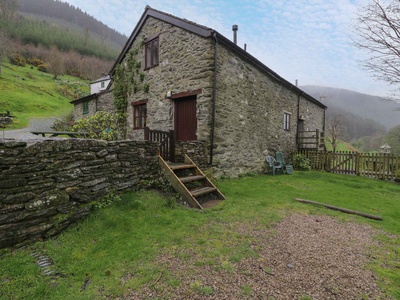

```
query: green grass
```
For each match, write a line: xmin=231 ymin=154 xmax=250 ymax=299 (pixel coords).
xmin=1 ymin=171 xmax=399 ymax=299
xmin=0 ymin=61 xmax=89 ymax=129
xmin=325 ymin=140 xmax=360 ymax=152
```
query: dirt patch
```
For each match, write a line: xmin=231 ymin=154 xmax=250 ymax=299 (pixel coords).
xmin=125 ymin=213 xmax=391 ymax=299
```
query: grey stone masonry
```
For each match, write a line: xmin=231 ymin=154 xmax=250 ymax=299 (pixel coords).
xmin=0 ymin=139 xmax=158 ymax=248
xmin=210 ymin=42 xmax=325 ymax=177
xmin=72 ymin=91 xmax=115 ymax=121
xmin=124 ymin=17 xmax=214 ymax=142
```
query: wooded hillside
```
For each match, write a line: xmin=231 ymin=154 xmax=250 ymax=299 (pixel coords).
xmin=17 ymin=0 xmax=127 ymax=47
xmin=0 ymin=0 xmax=127 ymax=80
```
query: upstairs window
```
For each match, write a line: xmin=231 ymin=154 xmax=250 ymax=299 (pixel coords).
xmin=132 ymin=100 xmax=148 ymax=129
xmin=145 ymin=36 xmax=159 ymax=69
xmin=101 ymin=81 xmax=105 ymax=89
xmin=82 ymin=101 xmax=89 ymax=115
xmin=284 ymin=112 xmax=291 ymax=131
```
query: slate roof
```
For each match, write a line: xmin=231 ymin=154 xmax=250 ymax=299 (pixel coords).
xmin=110 ymin=6 xmax=326 ymax=109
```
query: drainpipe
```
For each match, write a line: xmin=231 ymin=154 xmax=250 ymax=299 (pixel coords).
xmin=296 ymin=94 xmax=300 ymax=150
xmin=209 ymin=31 xmax=218 ymax=165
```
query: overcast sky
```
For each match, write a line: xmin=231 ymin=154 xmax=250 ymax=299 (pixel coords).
xmin=61 ymin=0 xmax=390 ymax=97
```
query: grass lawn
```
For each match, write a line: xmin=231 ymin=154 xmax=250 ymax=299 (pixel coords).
xmin=0 ymin=61 xmax=89 ymax=129
xmin=1 ymin=171 xmax=399 ymax=299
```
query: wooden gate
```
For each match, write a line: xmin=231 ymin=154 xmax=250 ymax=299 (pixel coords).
xmin=328 ymin=151 xmax=357 ymax=174
xmin=144 ymin=128 xmax=176 ymax=162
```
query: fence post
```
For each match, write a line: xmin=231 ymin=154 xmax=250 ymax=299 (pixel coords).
xmin=169 ymin=130 xmax=176 ymax=163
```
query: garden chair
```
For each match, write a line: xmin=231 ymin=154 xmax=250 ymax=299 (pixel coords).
xmin=276 ymin=151 xmax=294 ymax=174
xmin=266 ymin=156 xmax=284 ymax=175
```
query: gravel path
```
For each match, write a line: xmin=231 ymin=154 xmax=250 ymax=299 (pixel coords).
xmin=126 ymin=213 xmax=391 ymax=299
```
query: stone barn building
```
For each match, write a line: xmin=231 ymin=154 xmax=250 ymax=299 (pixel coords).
xmin=74 ymin=6 xmax=326 ymax=177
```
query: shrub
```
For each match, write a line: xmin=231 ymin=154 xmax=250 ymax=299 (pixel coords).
xmin=293 ymin=154 xmax=311 ymax=170
xmin=51 ymin=112 xmax=75 ymax=131
xmin=9 ymin=53 xmax=26 ymax=67
xmin=29 ymin=57 xmax=45 ymax=67
xmin=38 ymin=63 xmax=49 ymax=73
xmin=72 ymin=111 xmax=126 ymax=141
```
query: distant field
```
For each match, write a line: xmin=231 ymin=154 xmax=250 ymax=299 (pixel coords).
xmin=0 ymin=61 xmax=89 ymax=129
xmin=325 ymin=140 xmax=360 ymax=152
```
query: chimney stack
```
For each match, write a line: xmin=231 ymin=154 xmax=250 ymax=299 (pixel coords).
xmin=232 ymin=24 xmax=238 ymax=45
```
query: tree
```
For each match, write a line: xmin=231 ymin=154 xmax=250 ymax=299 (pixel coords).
xmin=47 ymin=46 xmax=64 ymax=79
xmin=326 ymin=115 xmax=343 ymax=152
xmin=0 ymin=0 xmax=17 ymax=20
xmin=354 ymin=0 xmax=400 ymax=97
xmin=383 ymin=124 xmax=400 ymax=154
xmin=0 ymin=29 xmax=10 ymax=75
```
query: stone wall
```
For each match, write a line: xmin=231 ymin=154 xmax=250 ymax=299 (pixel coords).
xmin=175 ymin=141 xmax=208 ymax=169
xmin=72 ymin=91 xmax=115 ymax=121
xmin=212 ymin=43 xmax=325 ymax=177
xmin=0 ymin=139 xmax=158 ymax=248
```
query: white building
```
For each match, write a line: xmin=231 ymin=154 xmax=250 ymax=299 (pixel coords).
xmin=90 ymin=74 xmax=111 ymax=94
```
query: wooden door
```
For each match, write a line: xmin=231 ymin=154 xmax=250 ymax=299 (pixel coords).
xmin=174 ymin=95 xmax=197 ymax=141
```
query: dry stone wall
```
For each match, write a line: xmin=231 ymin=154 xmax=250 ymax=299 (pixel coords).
xmin=0 ymin=139 xmax=158 ymax=248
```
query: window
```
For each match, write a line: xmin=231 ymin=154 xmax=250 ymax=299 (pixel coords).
xmin=132 ymin=100 xmax=148 ymax=129
xmin=82 ymin=101 xmax=89 ymax=115
xmin=100 ymin=81 xmax=105 ymax=89
xmin=284 ymin=112 xmax=291 ymax=131
xmin=145 ymin=36 xmax=159 ymax=69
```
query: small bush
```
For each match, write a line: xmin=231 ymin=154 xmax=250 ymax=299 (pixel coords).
xmin=51 ymin=112 xmax=75 ymax=131
xmin=293 ymin=154 xmax=311 ymax=170
xmin=29 ymin=57 xmax=45 ymax=67
xmin=9 ymin=54 xmax=26 ymax=67
xmin=72 ymin=111 xmax=126 ymax=141
xmin=38 ymin=63 xmax=49 ymax=73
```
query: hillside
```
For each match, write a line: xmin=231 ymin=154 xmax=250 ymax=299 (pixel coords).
xmin=0 ymin=61 xmax=89 ymax=129
xmin=16 ymin=0 xmax=127 ymax=47
xmin=301 ymin=86 xmax=400 ymax=130
xmin=0 ymin=0 xmax=128 ymax=80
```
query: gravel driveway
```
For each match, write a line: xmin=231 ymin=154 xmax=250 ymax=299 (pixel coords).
xmin=126 ymin=213 xmax=392 ymax=299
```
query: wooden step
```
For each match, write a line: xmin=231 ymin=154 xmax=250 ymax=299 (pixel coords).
xmin=169 ymin=163 xmax=196 ymax=170
xmin=180 ymin=175 xmax=205 ymax=183
xmin=190 ymin=186 xmax=217 ymax=197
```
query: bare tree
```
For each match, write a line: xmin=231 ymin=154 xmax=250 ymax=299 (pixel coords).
xmin=0 ymin=30 xmax=10 ymax=76
xmin=354 ymin=0 xmax=400 ymax=97
xmin=326 ymin=115 xmax=343 ymax=152
xmin=0 ymin=0 xmax=17 ymax=20
xmin=47 ymin=46 xmax=65 ymax=79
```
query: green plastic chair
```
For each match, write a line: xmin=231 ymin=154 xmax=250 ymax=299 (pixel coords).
xmin=276 ymin=152 xmax=294 ymax=174
xmin=266 ymin=156 xmax=284 ymax=175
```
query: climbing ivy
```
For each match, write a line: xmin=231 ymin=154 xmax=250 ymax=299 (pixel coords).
xmin=113 ymin=47 xmax=149 ymax=113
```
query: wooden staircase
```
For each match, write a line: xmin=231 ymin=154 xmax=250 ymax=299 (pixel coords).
xmin=159 ymin=154 xmax=226 ymax=209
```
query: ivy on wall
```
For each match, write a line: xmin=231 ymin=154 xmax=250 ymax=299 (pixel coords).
xmin=113 ymin=47 xmax=149 ymax=113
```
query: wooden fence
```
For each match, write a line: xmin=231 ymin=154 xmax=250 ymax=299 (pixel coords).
xmin=296 ymin=150 xmax=400 ymax=180
xmin=298 ymin=129 xmax=325 ymax=150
